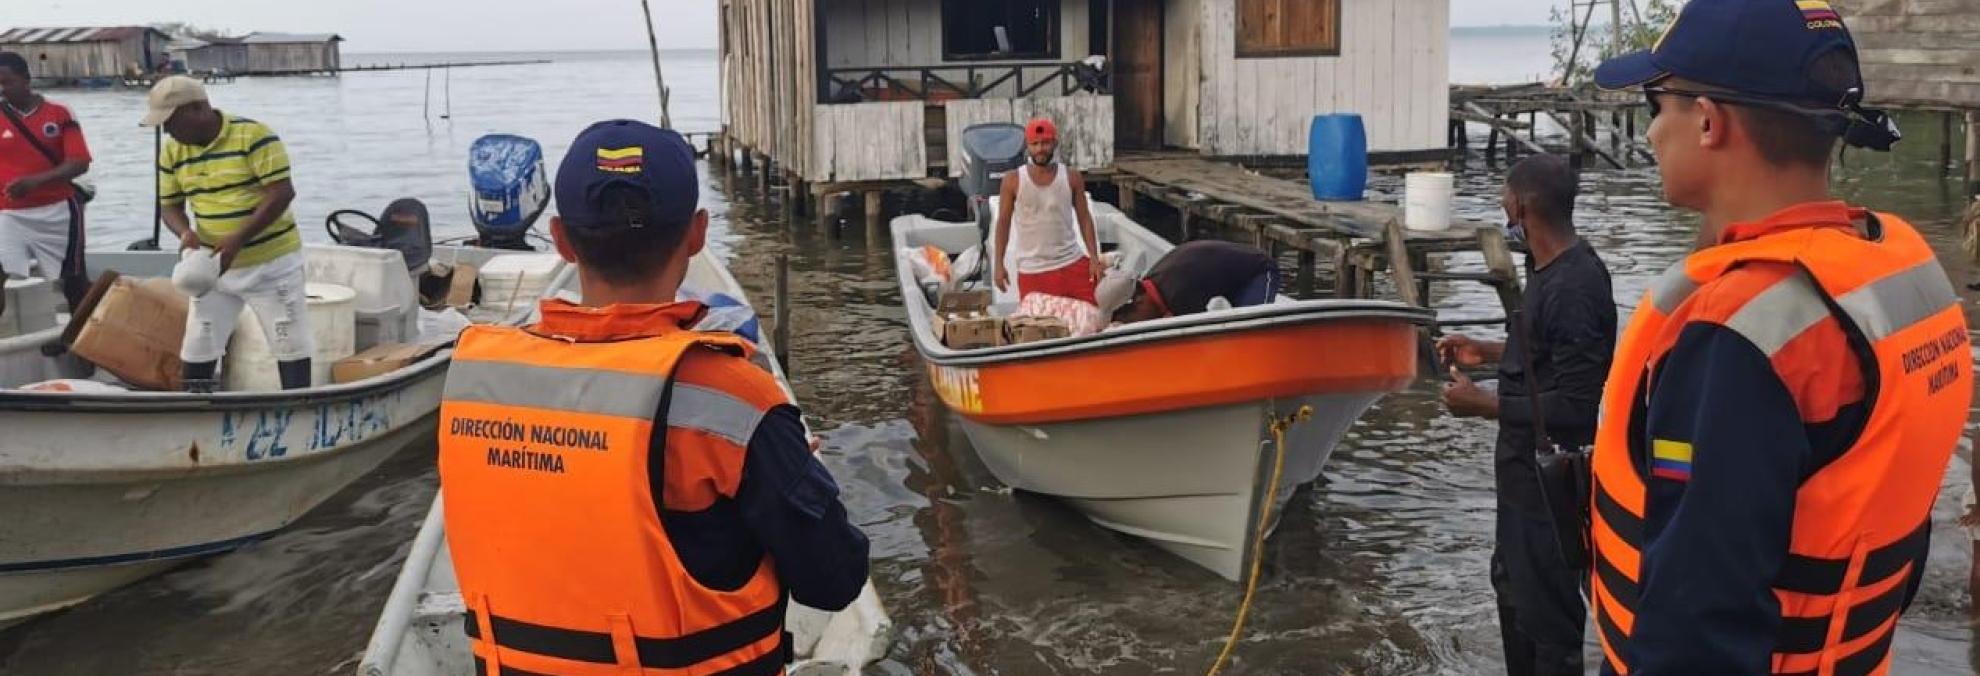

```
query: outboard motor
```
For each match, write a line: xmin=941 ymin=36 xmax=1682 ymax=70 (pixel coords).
xmin=958 ymin=123 xmax=1027 ymax=238
xmin=468 ymin=134 xmax=551 ymax=250
xmin=326 ymin=198 xmax=435 ymax=275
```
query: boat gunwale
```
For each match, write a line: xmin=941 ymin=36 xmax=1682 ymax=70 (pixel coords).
xmin=890 ymin=215 xmax=1435 ymax=368
xmin=0 ymin=347 xmax=455 ymax=413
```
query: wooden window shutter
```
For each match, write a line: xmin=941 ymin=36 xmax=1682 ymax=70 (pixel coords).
xmin=1237 ymin=0 xmax=1341 ymax=58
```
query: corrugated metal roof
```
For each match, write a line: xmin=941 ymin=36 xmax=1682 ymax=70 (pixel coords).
xmin=0 ymin=26 xmax=161 ymax=44
xmin=241 ymin=32 xmax=344 ymax=44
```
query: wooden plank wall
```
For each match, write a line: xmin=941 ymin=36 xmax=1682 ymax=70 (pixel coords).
xmin=820 ymin=0 xmax=1092 ymax=68
xmin=1198 ymin=0 xmax=1448 ymax=154
xmin=721 ymin=0 xmax=819 ymax=179
xmin=812 ymin=101 xmax=928 ymax=181
xmin=0 ymin=41 xmax=140 ymax=79
xmin=1837 ymin=0 xmax=1980 ymax=109
xmin=943 ymin=95 xmax=1114 ymax=175
xmin=1165 ymin=0 xmax=1205 ymax=149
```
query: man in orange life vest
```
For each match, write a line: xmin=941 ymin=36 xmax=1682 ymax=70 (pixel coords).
xmin=1588 ymin=1 xmax=1971 ymax=673
xmin=436 ymin=120 xmax=870 ymax=675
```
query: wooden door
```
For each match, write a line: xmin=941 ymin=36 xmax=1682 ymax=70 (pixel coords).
xmin=1114 ymin=0 xmax=1164 ymax=149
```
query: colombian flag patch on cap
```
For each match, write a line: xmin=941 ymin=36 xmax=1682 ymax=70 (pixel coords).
xmin=1651 ymin=439 xmax=1693 ymax=482
xmin=597 ymin=146 xmax=644 ymax=174
xmin=1798 ymin=0 xmax=1843 ymax=29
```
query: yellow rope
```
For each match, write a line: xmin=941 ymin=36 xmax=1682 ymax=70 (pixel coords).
xmin=1207 ymin=404 xmax=1314 ymax=676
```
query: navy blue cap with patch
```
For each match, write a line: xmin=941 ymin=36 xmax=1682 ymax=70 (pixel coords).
xmin=1594 ymin=0 xmax=1861 ymax=106
xmin=554 ymin=119 xmax=698 ymax=232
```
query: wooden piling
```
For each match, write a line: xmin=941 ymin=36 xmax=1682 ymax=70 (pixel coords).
xmin=1296 ymin=249 xmax=1317 ymax=297
xmin=1967 ymin=112 xmax=1980 ymax=197
xmin=817 ymin=192 xmax=839 ymax=234
xmin=1943 ymin=111 xmax=1957 ymax=177
xmin=864 ymin=191 xmax=885 ymax=241
xmin=1486 ymin=120 xmax=1502 ymax=166
xmin=774 ymin=254 xmax=791 ymax=371
xmin=1610 ymin=111 xmax=1623 ymax=157
xmin=757 ymin=155 xmax=772 ymax=193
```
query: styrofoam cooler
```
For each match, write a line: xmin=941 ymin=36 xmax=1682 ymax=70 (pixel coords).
xmin=1404 ymin=172 xmax=1455 ymax=231
xmin=304 ymin=245 xmax=419 ymax=351
xmin=477 ymin=253 xmax=564 ymax=312
xmin=0 ymin=277 xmax=59 ymax=339
xmin=224 ymin=282 xmax=358 ymax=392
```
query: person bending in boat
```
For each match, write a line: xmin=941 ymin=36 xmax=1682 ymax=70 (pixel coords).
xmin=992 ymin=117 xmax=1104 ymax=303
xmin=1438 ymin=153 xmax=1614 ymax=676
xmin=435 ymin=121 xmax=870 ymax=674
xmin=1096 ymin=240 xmax=1276 ymax=324
xmin=146 ymin=76 xmax=313 ymax=392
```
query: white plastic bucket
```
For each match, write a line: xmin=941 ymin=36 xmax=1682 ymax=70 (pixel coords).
xmin=224 ymin=282 xmax=359 ymax=391
xmin=1404 ymin=172 xmax=1455 ymax=232
xmin=305 ymin=245 xmax=419 ymax=350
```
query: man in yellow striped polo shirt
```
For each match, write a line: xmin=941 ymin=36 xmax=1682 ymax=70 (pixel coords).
xmin=144 ymin=76 xmax=313 ymax=392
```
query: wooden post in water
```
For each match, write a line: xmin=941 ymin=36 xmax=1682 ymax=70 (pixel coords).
xmin=1610 ymin=111 xmax=1623 ymax=157
xmin=758 ymin=155 xmax=773 ymax=193
xmin=865 ymin=191 xmax=885 ymax=242
xmin=1486 ymin=118 xmax=1502 ymax=166
xmin=774 ymin=254 xmax=791 ymax=371
xmin=1569 ymin=113 xmax=1587 ymax=171
xmin=1967 ymin=111 xmax=1980 ymax=197
xmin=817 ymin=192 xmax=839 ymax=235
xmin=640 ymin=0 xmax=673 ymax=129
xmin=1942 ymin=112 xmax=1957 ymax=177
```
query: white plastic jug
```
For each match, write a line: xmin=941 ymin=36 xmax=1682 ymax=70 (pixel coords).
xmin=224 ymin=282 xmax=359 ymax=392
xmin=1404 ymin=172 xmax=1455 ymax=232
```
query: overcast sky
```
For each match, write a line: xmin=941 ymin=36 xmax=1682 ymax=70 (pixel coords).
xmin=6 ymin=0 xmax=1557 ymax=53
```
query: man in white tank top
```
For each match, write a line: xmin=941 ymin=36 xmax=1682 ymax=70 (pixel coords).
xmin=992 ymin=117 xmax=1103 ymax=304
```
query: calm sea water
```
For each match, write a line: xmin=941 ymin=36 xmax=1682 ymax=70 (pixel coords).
xmin=3 ymin=35 xmax=1979 ymax=675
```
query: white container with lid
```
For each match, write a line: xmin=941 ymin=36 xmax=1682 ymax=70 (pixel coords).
xmin=224 ymin=282 xmax=359 ymax=391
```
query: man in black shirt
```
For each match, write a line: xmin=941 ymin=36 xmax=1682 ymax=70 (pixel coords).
xmin=1100 ymin=240 xmax=1276 ymax=323
xmin=1439 ymin=154 xmax=1615 ymax=676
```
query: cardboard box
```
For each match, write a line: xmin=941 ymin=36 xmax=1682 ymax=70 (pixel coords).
xmin=933 ymin=311 xmax=1003 ymax=350
xmin=64 ymin=272 xmax=188 ymax=391
xmin=420 ymin=262 xmax=480 ymax=310
xmin=1004 ymin=315 xmax=1071 ymax=344
xmin=935 ymin=289 xmax=991 ymax=316
xmin=333 ymin=343 xmax=442 ymax=384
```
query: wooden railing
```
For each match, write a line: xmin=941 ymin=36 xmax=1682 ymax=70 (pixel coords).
xmin=822 ymin=61 xmax=1109 ymax=103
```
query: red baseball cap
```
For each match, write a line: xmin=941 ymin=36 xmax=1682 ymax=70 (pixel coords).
xmin=1026 ymin=117 xmax=1057 ymax=143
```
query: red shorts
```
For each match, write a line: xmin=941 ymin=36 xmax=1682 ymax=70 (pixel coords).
xmin=1017 ymin=256 xmax=1097 ymax=304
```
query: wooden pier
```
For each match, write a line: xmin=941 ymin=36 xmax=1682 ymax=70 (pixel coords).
xmin=1448 ymin=84 xmax=1652 ymax=171
xmin=1101 ymin=154 xmax=1524 ymax=332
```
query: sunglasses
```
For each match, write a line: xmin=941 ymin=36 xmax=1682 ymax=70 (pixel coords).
xmin=1641 ymin=85 xmax=1847 ymax=124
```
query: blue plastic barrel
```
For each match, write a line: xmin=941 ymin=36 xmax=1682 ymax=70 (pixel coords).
xmin=1308 ymin=114 xmax=1369 ymax=201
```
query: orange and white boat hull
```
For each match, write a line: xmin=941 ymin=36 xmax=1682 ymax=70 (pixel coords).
xmin=897 ymin=211 xmax=1432 ymax=579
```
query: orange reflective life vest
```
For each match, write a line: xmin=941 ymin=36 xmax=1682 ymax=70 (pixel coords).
xmin=1590 ymin=207 xmax=1971 ymax=675
xmin=438 ymin=323 xmax=790 ymax=676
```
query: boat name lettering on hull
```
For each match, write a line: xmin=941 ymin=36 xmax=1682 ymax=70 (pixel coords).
xmin=929 ymin=365 xmax=983 ymax=414
xmin=221 ymin=392 xmax=403 ymax=461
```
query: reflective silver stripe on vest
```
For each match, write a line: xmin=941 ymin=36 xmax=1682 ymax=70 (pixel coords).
xmin=446 ymin=360 xmax=667 ymax=420
xmin=1723 ymin=275 xmax=1832 ymax=357
xmin=1835 ymin=260 xmax=1960 ymax=343
xmin=446 ymin=360 xmax=768 ymax=445
xmin=1722 ymin=261 xmax=1960 ymax=357
xmin=1650 ymin=263 xmax=1699 ymax=315
xmin=668 ymin=383 xmax=766 ymax=447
